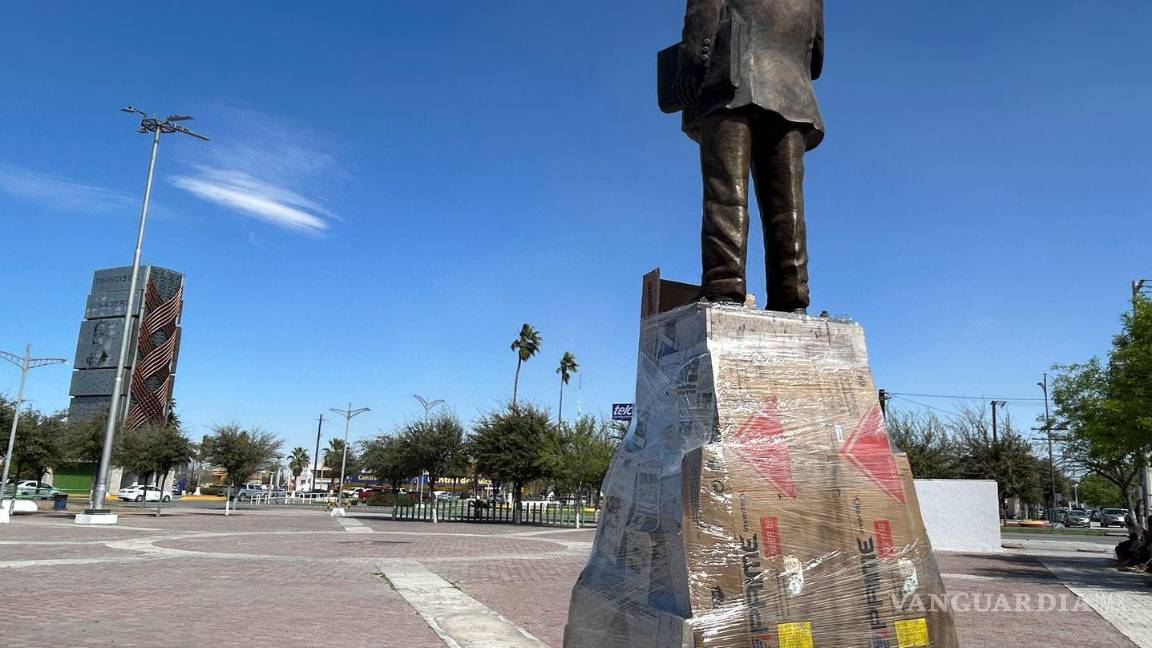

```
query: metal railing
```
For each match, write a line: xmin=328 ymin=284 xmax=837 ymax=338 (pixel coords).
xmin=392 ymin=499 xmax=599 ymax=527
xmin=243 ymin=492 xmax=336 ymax=506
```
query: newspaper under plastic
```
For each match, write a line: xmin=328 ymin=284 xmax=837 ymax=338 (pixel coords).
xmin=564 ymin=302 xmax=959 ymax=648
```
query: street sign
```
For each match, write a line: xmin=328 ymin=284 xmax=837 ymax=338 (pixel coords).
xmin=612 ymin=403 xmax=634 ymax=421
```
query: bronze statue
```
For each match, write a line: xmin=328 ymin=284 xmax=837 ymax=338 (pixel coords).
xmin=661 ymin=0 xmax=824 ymax=313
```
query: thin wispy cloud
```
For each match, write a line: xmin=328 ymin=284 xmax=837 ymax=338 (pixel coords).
xmin=0 ymin=163 xmax=134 ymax=213
xmin=171 ymin=167 xmax=329 ymax=234
xmin=167 ymin=107 xmax=341 ymax=235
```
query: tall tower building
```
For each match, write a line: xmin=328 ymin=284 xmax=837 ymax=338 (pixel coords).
xmin=68 ymin=265 xmax=184 ymax=428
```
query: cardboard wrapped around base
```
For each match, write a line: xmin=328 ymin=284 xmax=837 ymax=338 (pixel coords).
xmin=564 ymin=302 xmax=959 ymax=648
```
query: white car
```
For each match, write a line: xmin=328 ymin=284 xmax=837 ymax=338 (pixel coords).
xmin=4 ymin=480 xmax=61 ymax=499
xmin=118 ymin=485 xmax=173 ymax=503
xmin=233 ymin=484 xmax=268 ymax=500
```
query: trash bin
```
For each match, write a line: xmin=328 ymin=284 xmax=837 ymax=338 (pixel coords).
xmin=52 ymin=493 xmax=68 ymax=511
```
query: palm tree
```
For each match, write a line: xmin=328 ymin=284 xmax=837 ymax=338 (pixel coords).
xmin=556 ymin=351 xmax=579 ymax=423
xmin=510 ymin=323 xmax=542 ymax=409
xmin=288 ymin=447 xmax=310 ymax=488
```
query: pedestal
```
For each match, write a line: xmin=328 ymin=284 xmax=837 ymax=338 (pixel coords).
xmin=564 ymin=302 xmax=959 ymax=648
xmin=74 ymin=509 xmax=119 ymax=525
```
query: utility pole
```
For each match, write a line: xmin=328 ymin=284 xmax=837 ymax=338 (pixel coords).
xmin=0 ymin=345 xmax=67 ymax=523
xmin=990 ymin=400 xmax=1007 ymax=443
xmin=328 ymin=403 xmax=370 ymax=512
xmin=312 ymin=414 xmax=324 ymax=491
xmin=83 ymin=107 xmax=208 ymax=525
xmin=1038 ymin=373 xmax=1057 ymax=517
xmin=1132 ymin=279 xmax=1149 ymax=307
xmin=878 ymin=389 xmax=890 ymax=420
xmin=1031 ymin=424 xmax=1069 ymax=519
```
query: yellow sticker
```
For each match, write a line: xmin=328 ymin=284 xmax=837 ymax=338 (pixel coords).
xmin=894 ymin=617 xmax=930 ymax=647
xmin=777 ymin=621 xmax=813 ymax=648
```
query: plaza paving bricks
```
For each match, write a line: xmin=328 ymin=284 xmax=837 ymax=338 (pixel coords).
xmin=0 ymin=506 xmax=1146 ymax=647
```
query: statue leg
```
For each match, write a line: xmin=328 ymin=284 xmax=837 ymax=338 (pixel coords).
xmin=751 ymin=118 xmax=809 ymax=313
xmin=699 ymin=113 xmax=753 ymax=303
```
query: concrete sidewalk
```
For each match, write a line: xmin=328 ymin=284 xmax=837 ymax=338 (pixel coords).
xmin=1004 ymin=536 xmax=1119 ymax=554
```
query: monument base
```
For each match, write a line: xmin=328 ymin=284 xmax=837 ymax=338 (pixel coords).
xmin=75 ymin=509 xmax=119 ymax=525
xmin=564 ymin=300 xmax=959 ymax=648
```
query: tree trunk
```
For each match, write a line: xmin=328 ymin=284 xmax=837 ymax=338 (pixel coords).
xmin=558 ymin=380 xmax=564 ymax=424
xmin=512 ymin=358 xmax=522 ymax=409
xmin=156 ymin=471 xmax=167 ymax=518
xmin=512 ymin=480 xmax=523 ymax=524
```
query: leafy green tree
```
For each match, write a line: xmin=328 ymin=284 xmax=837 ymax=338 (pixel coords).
xmin=10 ymin=409 xmax=66 ymax=494
xmin=886 ymin=411 xmax=960 ymax=479
xmin=146 ymin=424 xmax=194 ymax=516
xmin=201 ymin=424 xmax=282 ymax=491
xmin=360 ymin=436 xmax=413 ymax=493
xmin=322 ymin=437 xmax=359 ymax=489
xmin=889 ymin=405 xmax=1058 ymax=517
xmin=537 ymin=415 xmax=616 ymax=509
xmin=471 ymin=404 xmax=552 ymax=523
xmin=64 ymin=411 xmax=108 ymax=463
xmin=396 ymin=412 xmax=466 ymax=493
xmin=510 ymin=324 xmax=542 ymax=409
xmin=0 ymin=394 xmax=13 ymax=457
xmin=951 ymin=407 xmax=1059 ymax=509
xmin=1052 ymin=295 xmax=1152 ymax=521
xmin=555 ymin=352 xmax=578 ymax=423
xmin=288 ymin=447 xmax=310 ymax=486
xmin=1079 ymin=473 xmax=1128 ymax=508
xmin=112 ymin=422 xmax=194 ymax=515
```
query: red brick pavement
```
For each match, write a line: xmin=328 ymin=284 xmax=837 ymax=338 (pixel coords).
xmin=0 ymin=509 xmax=1142 ymax=648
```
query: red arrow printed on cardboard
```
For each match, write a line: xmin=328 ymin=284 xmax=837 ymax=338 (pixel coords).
xmin=839 ymin=405 xmax=906 ymax=503
xmin=730 ymin=402 xmax=797 ymax=499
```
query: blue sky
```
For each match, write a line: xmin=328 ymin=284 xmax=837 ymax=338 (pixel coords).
xmin=1 ymin=2 xmax=1149 ymax=452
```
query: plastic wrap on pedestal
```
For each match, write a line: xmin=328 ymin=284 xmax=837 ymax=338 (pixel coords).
xmin=564 ymin=302 xmax=959 ymax=648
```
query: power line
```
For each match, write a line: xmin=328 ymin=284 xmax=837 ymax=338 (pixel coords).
xmin=888 ymin=395 xmax=964 ymax=418
xmin=887 ymin=391 xmax=1045 ymax=402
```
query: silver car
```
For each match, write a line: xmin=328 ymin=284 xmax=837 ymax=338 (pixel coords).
xmin=1099 ymin=508 xmax=1129 ymax=528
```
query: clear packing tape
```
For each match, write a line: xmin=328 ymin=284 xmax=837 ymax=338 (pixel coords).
xmin=564 ymin=303 xmax=960 ymax=648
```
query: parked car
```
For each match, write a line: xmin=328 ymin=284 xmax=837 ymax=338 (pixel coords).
xmin=1099 ymin=508 xmax=1130 ymax=528
xmin=357 ymin=488 xmax=380 ymax=501
xmin=118 ymin=485 xmax=173 ymax=502
xmin=233 ymin=484 xmax=268 ymax=501
xmin=1063 ymin=510 xmax=1091 ymax=528
xmin=4 ymin=481 xmax=63 ymax=499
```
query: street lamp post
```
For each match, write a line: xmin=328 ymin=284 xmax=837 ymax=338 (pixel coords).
xmin=412 ymin=394 xmax=445 ymax=420
xmin=312 ymin=414 xmax=324 ymax=491
xmin=0 ymin=345 xmax=67 ymax=523
xmin=328 ymin=403 xmax=369 ymax=515
xmin=81 ymin=108 xmax=208 ymax=525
